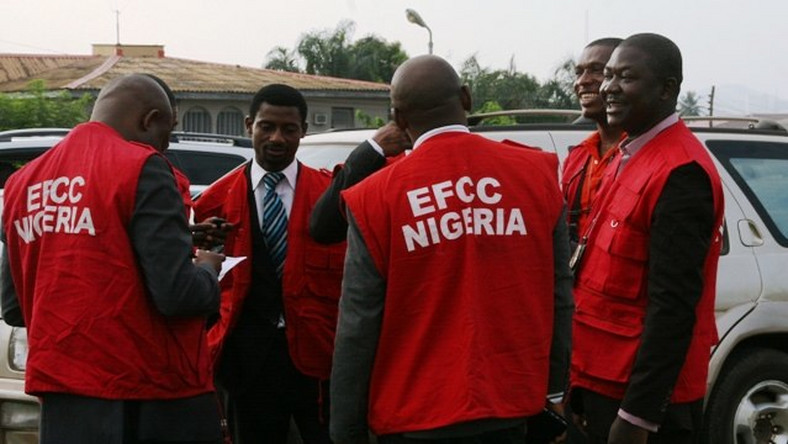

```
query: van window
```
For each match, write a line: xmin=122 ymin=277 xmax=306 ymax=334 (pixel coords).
xmin=166 ymin=151 xmax=246 ymax=185
xmin=708 ymin=140 xmax=788 ymax=246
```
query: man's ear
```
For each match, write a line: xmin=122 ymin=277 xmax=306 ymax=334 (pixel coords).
xmin=460 ymin=85 xmax=472 ymax=113
xmin=301 ymin=121 xmax=308 ymax=138
xmin=141 ymin=109 xmax=159 ymax=131
xmin=662 ymin=77 xmax=679 ymax=101
xmin=244 ymin=116 xmax=254 ymax=137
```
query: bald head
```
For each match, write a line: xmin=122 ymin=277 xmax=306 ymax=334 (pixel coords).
xmin=91 ymin=74 xmax=174 ymax=152
xmin=390 ymin=55 xmax=471 ymax=140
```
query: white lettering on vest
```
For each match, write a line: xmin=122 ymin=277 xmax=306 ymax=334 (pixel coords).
xmin=400 ymin=177 xmax=527 ymax=252
xmin=13 ymin=176 xmax=96 ymax=244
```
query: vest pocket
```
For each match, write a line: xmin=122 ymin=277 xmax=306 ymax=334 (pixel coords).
xmin=304 ymin=246 xmax=344 ymax=270
xmin=573 ymin=309 xmax=643 ymax=384
xmin=304 ymin=246 xmax=344 ymax=302
xmin=583 ymin=217 xmax=649 ymax=300
xmin=289 ymin=289 xmax=337 ymax=379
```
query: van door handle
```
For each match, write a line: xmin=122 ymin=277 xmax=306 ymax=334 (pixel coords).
xmin=738 ymin=219 xmax=764 ymax=247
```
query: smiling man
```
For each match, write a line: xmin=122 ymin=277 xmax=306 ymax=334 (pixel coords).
xmin=194 ymin=84 xmax=346 ymax=444
xmin=561 ymin=38 xmax=624 ymax=247
xmin=567 ymin=33 xmax=725 ymax=444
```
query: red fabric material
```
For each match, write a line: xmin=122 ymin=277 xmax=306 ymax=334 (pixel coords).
xmin=561 ymin=131 xmax=622 ymax=237
xmin=570 ymin=121 xmax=724 ymax=403
xmin=3 ymin=122 xmax=214 ymax=399
xmin=173 ymin=166 xmax=193 ymax=219
xmin=193 ymin=163 xmax=346 ymax=379
xmin=341 ymin=132 xmax=563 ymax=435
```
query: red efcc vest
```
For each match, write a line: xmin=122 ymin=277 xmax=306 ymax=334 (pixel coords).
xmin=193 ymin=162 xmax=346 ymax=379
xmin=561 ymin=131 xmax=624 ymax=239
xmin=561 ymin=133 xmax=597 ymax=217
xmin=2 ymin=122 xmax=214 ymax=399
xmin=341 ymin=131 xmax=564 ymax=435
xmin=570 ymin=121 xmax=724 ymax=403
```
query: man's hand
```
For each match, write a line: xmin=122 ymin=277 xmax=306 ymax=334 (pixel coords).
xmin=372 ymin=122 xmax=412 ymax=157
xmin=608 ymin=416 xmax=648 ymax=444
xmin=193 ymin=249 xmax=225 ymax=274
xmin=546 ymin=402 xmax=568 ymax=444
xmin=191 ymin=217 xmax=234 ymax=250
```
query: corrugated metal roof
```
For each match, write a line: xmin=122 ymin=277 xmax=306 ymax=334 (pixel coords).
xmin=0 ymin=53 xmax=390 ymax=94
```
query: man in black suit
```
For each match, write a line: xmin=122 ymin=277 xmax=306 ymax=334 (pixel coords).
xmin=195 ymin=84 xmax=346 ymax=444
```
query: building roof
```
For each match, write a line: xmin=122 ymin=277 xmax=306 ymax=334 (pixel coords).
xmin=0 ymin=53 xmax=390 ymax=95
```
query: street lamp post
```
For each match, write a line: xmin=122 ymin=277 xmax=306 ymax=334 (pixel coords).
xmin=405 ymin=8 xmax=433 ymax=55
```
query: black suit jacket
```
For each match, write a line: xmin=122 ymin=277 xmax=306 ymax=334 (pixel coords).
xmin=309 ymin=140 xmax=386 ymax=244
xmin=217 ymin=165 xmax=284 ymax=392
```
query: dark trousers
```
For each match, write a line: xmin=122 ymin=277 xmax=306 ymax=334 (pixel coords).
xmin=224 ymin=331 xmax=330 ymax=444
xmin=572 ymin=389 xmax=702 ymax=444
xmin=378 ymin=425 xmax=526 ymax=444
xmin=39 ymin=393 xmax=222 ymax=444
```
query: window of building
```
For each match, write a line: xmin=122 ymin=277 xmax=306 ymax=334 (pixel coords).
xmin=331 ymin=107 xmax=355 ymax=129
xmin=217 ymin=107 xmax=245 ymax=136
xmin=183 ymin=107 xmax=212 ymax=133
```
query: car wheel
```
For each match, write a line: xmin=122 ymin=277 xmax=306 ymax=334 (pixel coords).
xmin=703 ymin=348 xmax=788 ymax=444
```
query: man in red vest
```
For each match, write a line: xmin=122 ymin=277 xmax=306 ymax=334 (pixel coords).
xmin=562 ymin=38 xmax=625 ymax=249
xmin=1 ymin=74 xmax=225 ymax=443
xmin=194 ymin=84 xmax=346 ymax=443
xmin=568 ymin=33 xmax=725 ymax=444
xmin=329 ymin=55 xmax=573 ymax=443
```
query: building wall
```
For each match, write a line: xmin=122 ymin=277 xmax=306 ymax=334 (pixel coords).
xmin=176 ymin=96 xmax=389 ymax=135
xmin=307 ymin=97 xmax=389 ymax=133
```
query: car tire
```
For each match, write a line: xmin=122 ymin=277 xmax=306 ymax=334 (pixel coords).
xmin=703 ymin=348 xmax=788 ymax=444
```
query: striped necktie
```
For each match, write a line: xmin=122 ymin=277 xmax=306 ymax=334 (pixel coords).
xmin=262 ymin=172 xmax=287 ymax=277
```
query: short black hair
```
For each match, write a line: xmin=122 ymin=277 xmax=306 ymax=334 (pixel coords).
xmin=141 ymin=73 xmax=177 ymax=108
xmin=586 ymin=37 xmax=623 ymax=50
xmin=248 ymin=84 xmax=307 ymax=124
xmin=621 ymin=33 xmax=683 ymax=85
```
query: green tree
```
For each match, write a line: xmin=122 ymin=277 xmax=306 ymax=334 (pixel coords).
xmin=535 ymin=79 xmax=576 ymax=110
xmin=355 ymin=109 xmax=386 ymax=128
xmin=474 ymin=101 xmax=517 ymax=126
xmin=297 ymin=20 xmax=355 ymax=77
xmin=264 ymin=46 xmax=300 ymax=72
xmin=460 ymin=55 xmax=541 ymax=115
xmin=286 ymin=20 xmax=408 ymax=83
xmin=349 ymin=36 xmax=408 ymax=83
xmin=544 ymin=56 xmax=577 ymax=109
xmin=0 ymin=80 xmax=92 ymax=131
xmin=678 ymin=91 xmax=705 ymax=116
xmin=460 ymin=55 xmax=581 ymax=122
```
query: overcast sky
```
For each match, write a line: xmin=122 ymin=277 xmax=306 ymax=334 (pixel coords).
xmin=2 ymin=0 xmax=788 ymax=114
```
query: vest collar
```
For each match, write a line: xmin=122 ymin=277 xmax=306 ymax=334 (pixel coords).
xmin=413 ymin=125 xmax=470 ymax=150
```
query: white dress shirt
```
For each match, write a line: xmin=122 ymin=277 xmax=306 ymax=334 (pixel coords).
xmin=250 ymin=158 xmax=298 ymax=227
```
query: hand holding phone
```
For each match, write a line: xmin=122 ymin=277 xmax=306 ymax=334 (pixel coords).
xmin=190 ymin=217 xmax=234 ymax=250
